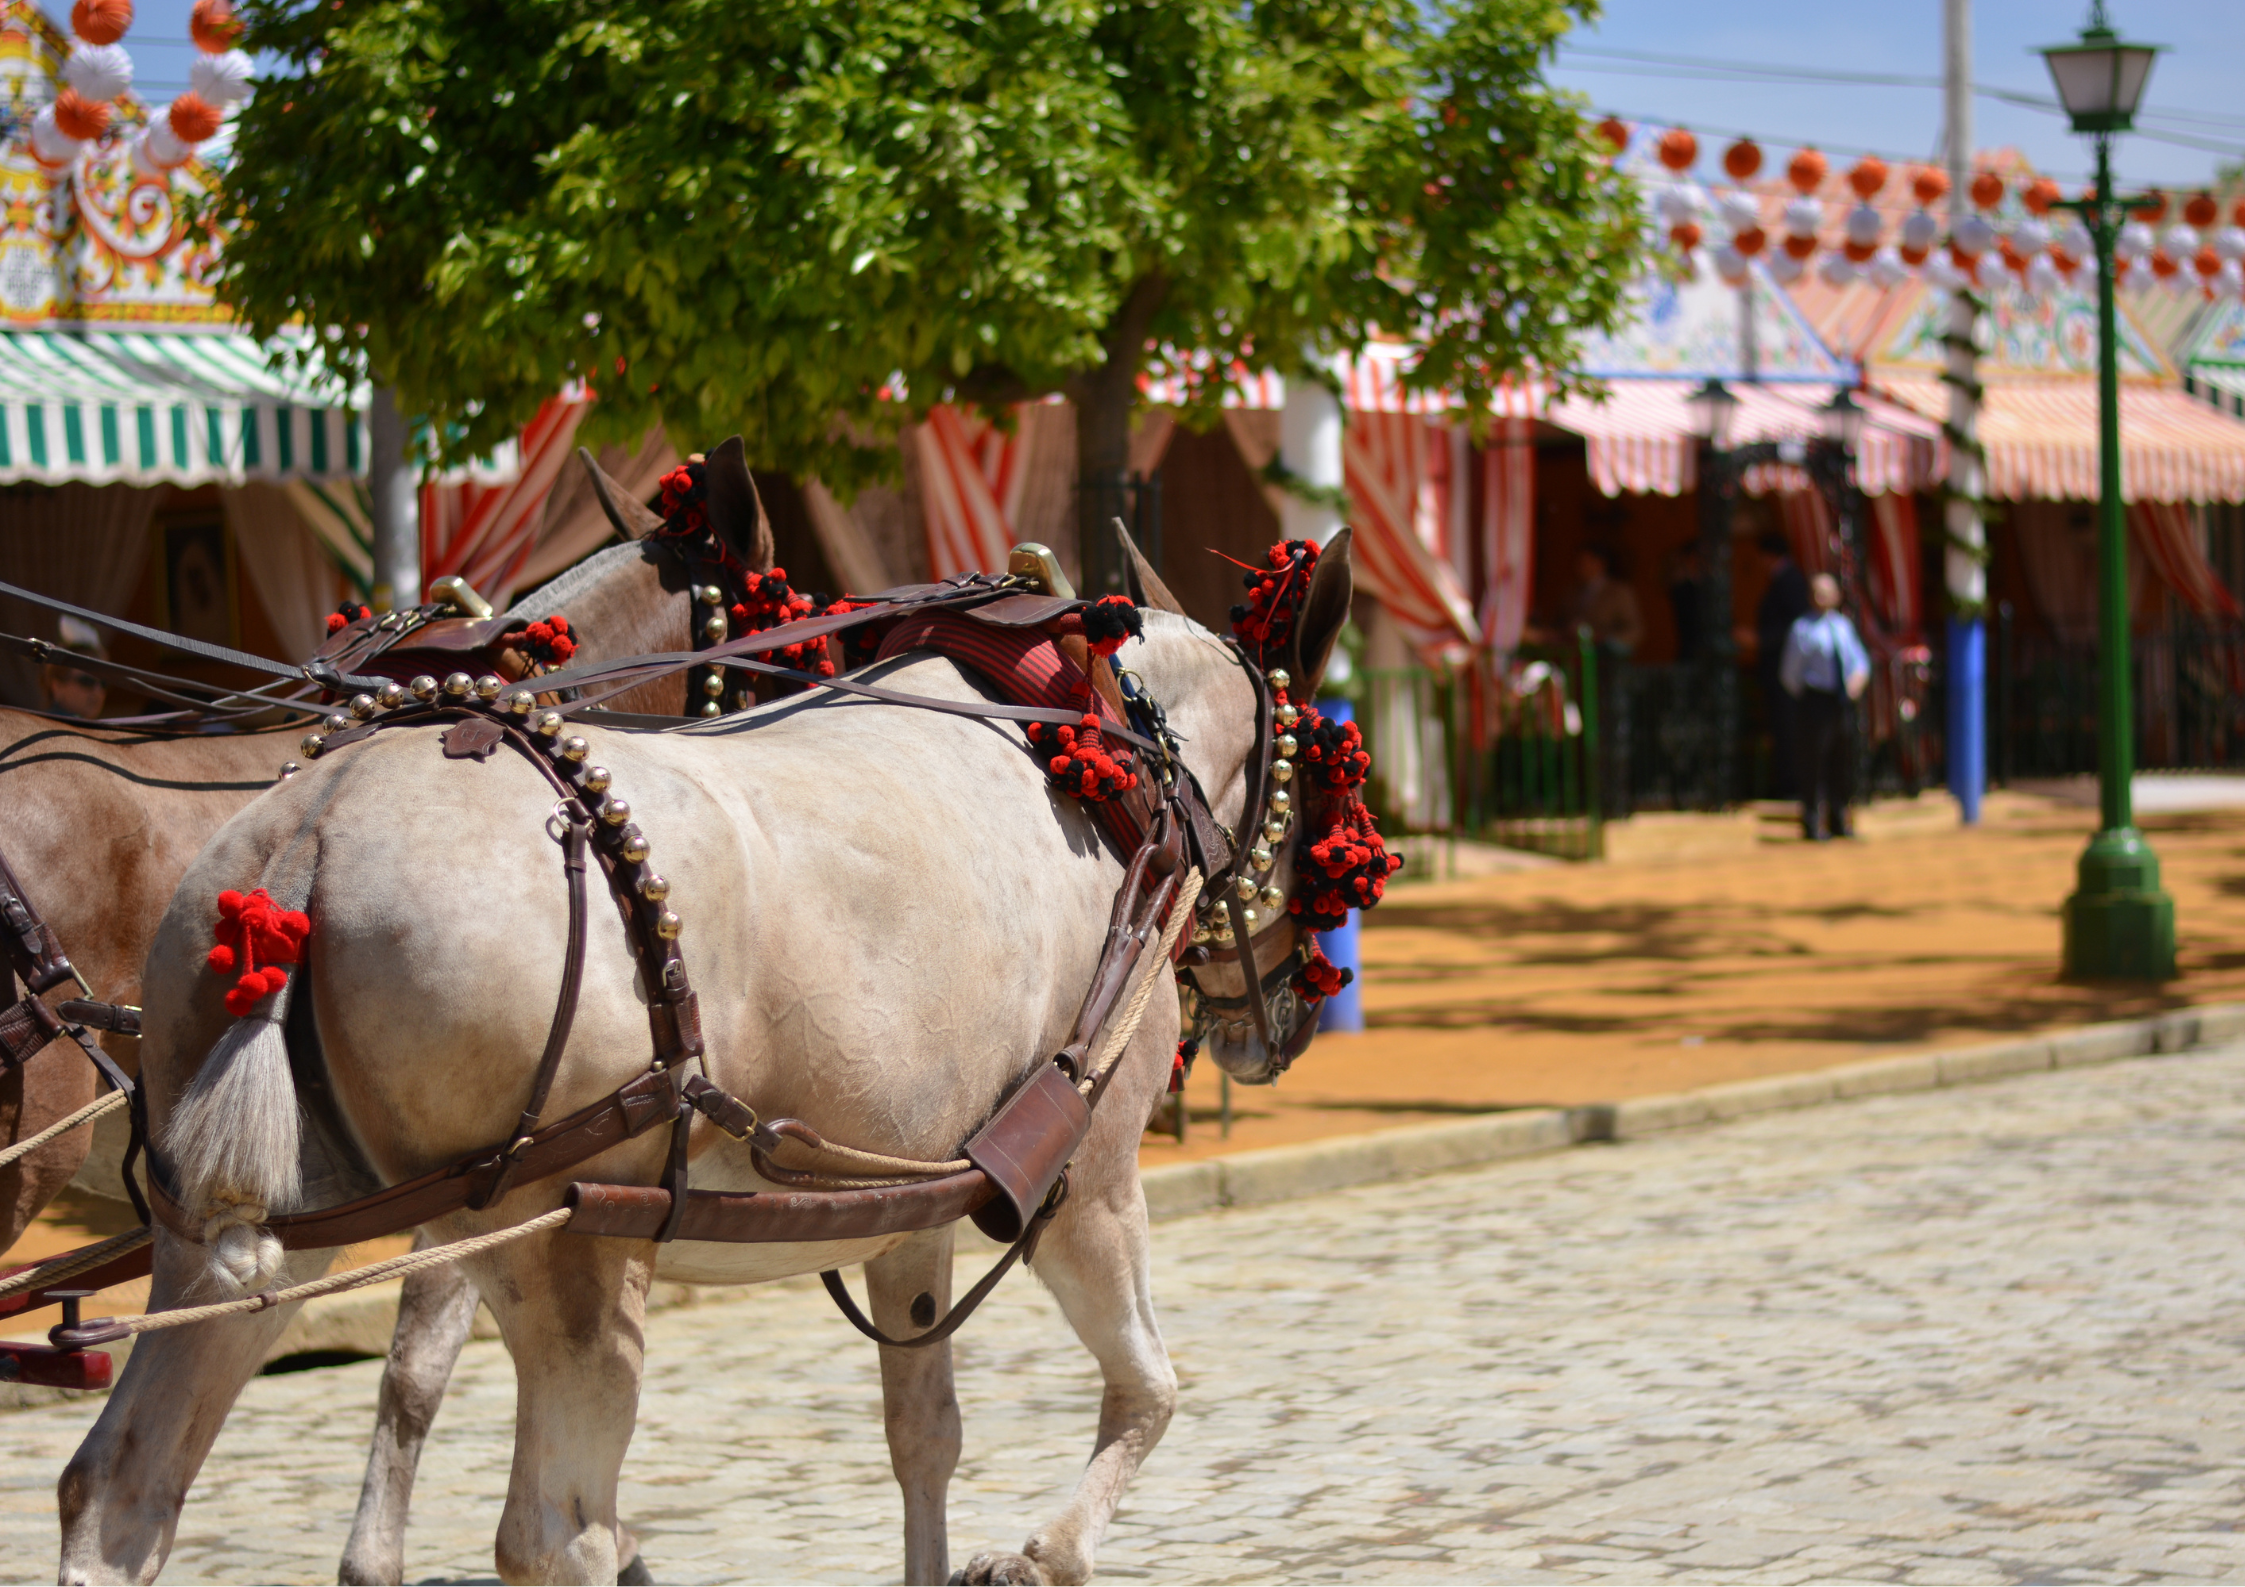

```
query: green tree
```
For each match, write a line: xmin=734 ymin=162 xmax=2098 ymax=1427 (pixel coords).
xmin=217 ymin=0 xmax=1637 ymax=555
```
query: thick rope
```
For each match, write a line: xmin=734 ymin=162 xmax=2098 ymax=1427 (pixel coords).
xmin=0 ymin=1088 xmax=126 ymax=1173
xmin=769 ymin=1136 xmax=970 ymax=1180
xmin=1089 ymin=866 xmax=1203 ymax=1082
xmin=71 ymin=1206 xmax=576 ymax=1343
xmin=0 ymin=1223 xmax=151 ymax=1301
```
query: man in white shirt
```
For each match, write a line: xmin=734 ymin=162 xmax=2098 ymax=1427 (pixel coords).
xmin=1779 ymin=573 xmax=1871 ymax=841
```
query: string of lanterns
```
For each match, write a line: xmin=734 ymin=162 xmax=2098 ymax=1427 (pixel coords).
xmin=27 ymin=0 xmax=252 ymax=180
xmin=1599 ymin=118 xmax=2245 ymax=305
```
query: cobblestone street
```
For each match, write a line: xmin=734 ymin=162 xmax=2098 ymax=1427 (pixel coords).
xmin=7 ymin=1045 xmax=2245 ymax=1584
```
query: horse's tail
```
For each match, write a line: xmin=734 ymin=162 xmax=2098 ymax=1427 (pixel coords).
xmin=160 ymin=872 xmax=312 ymax=1298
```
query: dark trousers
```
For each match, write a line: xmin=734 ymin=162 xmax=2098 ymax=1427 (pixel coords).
xmin=1795 ymin=688 xmax=1855 ymax=839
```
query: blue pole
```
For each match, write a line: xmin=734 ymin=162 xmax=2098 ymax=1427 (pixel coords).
xmin=1315 ymin=698 xmax=1364 ymax=1034
xmin=1946 ymin=615 xmax=1985 ymax=824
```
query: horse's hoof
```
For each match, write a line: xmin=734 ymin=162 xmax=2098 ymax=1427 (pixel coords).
xmin=952 ymin=1552 xmax=1051 ymax=1585
xmin=618 ymin=1553 xmax=654 ymax=1585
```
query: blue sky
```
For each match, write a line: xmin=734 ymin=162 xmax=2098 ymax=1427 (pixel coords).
xmin=1546 ymin=0 xmax=2240 ymax=191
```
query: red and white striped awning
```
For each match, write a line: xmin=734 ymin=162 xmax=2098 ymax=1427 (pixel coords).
xmin=1545 ymin=381 xmax=1942 ymax=498
xmin=1878 ymin=377 xmax=2245 ymax=503
xmin=1137 ymin=345 xmax=1547 ymax=416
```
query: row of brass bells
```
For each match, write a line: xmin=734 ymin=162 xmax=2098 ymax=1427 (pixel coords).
xmin=528 ymin=708 xmax=682 ymax=941
xmin=1256 ymin=666 xmax=1296 ymax=923
xmin=295 ymin=670 xmax=438 ymax=764
xmin=699 ymin=584 xmax=729 ymax=716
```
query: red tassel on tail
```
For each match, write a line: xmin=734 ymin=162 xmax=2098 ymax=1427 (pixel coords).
xmin=207 ymin=888 xmax=311 ymax=1017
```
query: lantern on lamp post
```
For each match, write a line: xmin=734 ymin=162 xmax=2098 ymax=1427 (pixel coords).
xmin=2040 ymin=4 xmax=2175 ymax=980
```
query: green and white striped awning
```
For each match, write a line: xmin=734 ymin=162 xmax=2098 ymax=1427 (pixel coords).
xmin=0 ymin=328 xmax=364 ymax=487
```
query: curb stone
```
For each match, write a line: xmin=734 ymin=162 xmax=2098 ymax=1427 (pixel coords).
xmin=11 ymin=1001 xmax=2243 ymax=1409
xmin=1136 ymin=1000 xmax=2245 ymax=1223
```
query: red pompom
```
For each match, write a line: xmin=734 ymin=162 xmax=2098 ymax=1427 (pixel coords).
xmin=208 ymin=887 xmax=310 ymax=1017
xmin=1080 ymin=595 xmax=1143 ymax=658
xmin=326 ymin=612 xmax=347 ymax=634
xmin=1292 ymin=947 xmax=1355 ymax=1004
xmin=168 ymin=92 xmax=224 ymax=144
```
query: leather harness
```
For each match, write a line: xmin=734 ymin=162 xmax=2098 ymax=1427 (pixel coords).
xmin=34 ymin=573 xmax=1289 ymax=1353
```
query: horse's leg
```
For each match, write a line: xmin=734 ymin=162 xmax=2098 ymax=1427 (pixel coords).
xmin=338 ymin=1255 xmax=482 ymax=1585
xmin=955 ymin=1171 xmax=1175 ymax=1586
xmin=468 ymin=1222 xmax=652 ymax=1587
xmin=59 ymin=1236 xmax=336 ymax=1585
xmin=865 ymin=1225 xmax=963 ymax=1585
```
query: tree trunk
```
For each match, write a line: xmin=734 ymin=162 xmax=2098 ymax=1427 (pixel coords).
xmin=1066 ymin=274 xmax=1169 ymax=596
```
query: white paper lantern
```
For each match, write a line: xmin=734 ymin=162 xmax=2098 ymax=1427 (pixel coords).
xmin=2215 ymin=260 xmax=2245 ymax=302
xmin=2217 ymin=227 xmax=2245 ymax=263
xmin=1711 ymin=243 xmax=1750 ymax=285
xmin=2024 ymin=254 xmax=2062 ymax=297
xmin=2056 ymin=218 xmax=2095 ymax=259
xmin=2117 ymin=220 xmax=2156 ymax=262
xmin=1843 ymin=203 xmax=1882 ymax=249
xmin=1923 ymin=254 xmax=1966 ymax=291
xmin=1818 ymin=252 xmax=1857 ymax=287
xmin=1655 ymin=186 xmax=1701 ymax=226
xmin=131 ymin=121 xmax=192 ymax=176
xmin=1768 ymin=251 xmax=1806 ymax=285
xmin=63 ymin=42 xmax=132 ymax=102
xmin=29 ymin=105 xmax=82 ymax=165
xmin=1868 ymin=247 xmax=1910 ymax=289
xmin=1900 ymin=209 xmax=1940 ymax=254
xmin=1952 ymin=213 xmax=1997 ymax=257
xmin=189 ymin=48 xmax=252 ymax=105
xmin=1717 ymin=191 xmax=1759 ymax=234
xmin=1782 ymin=196 xmax=1822 ymax=238
xmin=2162 ymin=224 xmax=2200 ymax=259
xmin=2008 ymin=217 xmax=2051 ymax=257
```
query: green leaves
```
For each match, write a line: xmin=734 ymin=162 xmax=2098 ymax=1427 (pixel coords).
xmin=214 ymin=0 xmax=1640 ymax=480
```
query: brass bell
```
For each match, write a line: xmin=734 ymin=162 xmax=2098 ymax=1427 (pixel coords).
xmin=582 ymin=765 xmax=612 ymax=793
xmin=1250 ymin=845 xmax=1273 ymax=871
xmin=299 ymin=734 xmax=324 ymax=758
xmin=1213 ymin=920 xmax=1235 ymax=944
xmin=1264 ymin=817 xmax=1288 ymax=844
xmin=640 ymin=873 xmax=671 ymax=901
xmin=1269 ymin=789 xmax=1291 ymax=814
xmin=323 ymin=712 xmax=350 ymax=734
xmin=701 ymin=673 xmax=725 ymax=698
xmin=700 ymin=700 xmax=723 ymax=717
xmin=442 ymin=672 xmax=472 ymax=698
xmin=279 ymin=761 xmax=299 ymax=779
xmin=505 ymin=691 xmax=535 ymax=715
xmin=533 ymin=710 xmax=564 ymax=736
xmin=620 ymin=828 xmax=650 ymax=863
xmin=1260 ymin=884 xmax=1284 ymax=908
xmin=473 ymin=675 xmax=503 ymax=700
xmin=408 ymin=675 xmax=439 ymax=701
xmin=699 ymin=585 xmax=724 ymax=606
xmin=601 ymin=797 xmax=631 ymax=826
xmin=702 ymin=614 xmax=728 ymax=641
xmin=1276 ymin=733 xmax=1298 ymax=758
xmin=377 ymin=682 xmax=408 ymax=710
xmin=348 ymin=693 xmax=377 ymax=720
xmin=1242 ymin=907 xmax=1260 ymax=930
xmin=1191 ymin=925 xmax=1212 ymax=945
xmin=1235 ymin=875 xmax=1258 ymax=900
xmin=653 ymin=909 xmax=682 ymax=940
xmin=1275 ymin=702 xmax=1300 ymax=728
xmin=560 ymin=736 xmax=590 ymax=763
xmin=1267 ymin=668 xmax=1291 ymax=691
xmin=1270 ymin=759 xmax=1294 ymax=784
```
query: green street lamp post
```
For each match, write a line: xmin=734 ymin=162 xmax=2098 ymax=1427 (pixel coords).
xmin=2041 ymin=5 xmax=2175 ymax=980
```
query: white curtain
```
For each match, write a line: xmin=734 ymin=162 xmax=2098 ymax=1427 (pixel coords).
xmin=0 ymin=483 xmax=162 ymax=705
xmin=222 ymin=484 xmax=345 ymax=661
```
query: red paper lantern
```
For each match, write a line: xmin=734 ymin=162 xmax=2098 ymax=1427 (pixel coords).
xmin=1722 ymin=139 xmax=1762 ymax=182
xmin=1846 ymin=157 xmax=1888 ymax=200
xmin=1969 ymin=170 xmax=2005 ymax=210
xmin=1669 ymin=221 xmax=1703 ymax=252
xmin=2196 ymin=246 xmax=2222 ymax=279
xmin=1595 ymin=116 xmax=1629 ymax=153
xmin=1787 ymin=147 xmax=1828 ymax=194
xmin=1843 ymin=239 xmax=1877 ymax=264
xmin=1997 ymin=240 xmax=2026 ymax=275
xmin=2023 ymin=179 xmax=2061 ymax=215
xmin=1782 ymin=232 xmax=1818 ymax=261
xmin=168 ymin=92 xmax=223 ymax=143
xmin=2131 ymin=190 xmax=2168 ymax=223
xmin=69 ymin=0 xmax=130 ymax=44
xmin=2184 ymin=192 xmax=2219 ymax=229
xmin=1912 ymin=167 xmax=1950 ymax=205
xmin=1732 ymin=226 xmax=1767 ymax=258
xmin=1900 ymin=244 xmax=1931 ymax=267
xmin=1657 ymin=128 xmax=1698 ymax=173
xmin=2234 ymin=200 xmax=2245 ymax=229
xmin=189 ymin=0 xmax=240 ymax=52
xmin=2150 ymin=249 xmax=2180 ymax=279
xmin=52 ymin=87 xmax=111 ymax=140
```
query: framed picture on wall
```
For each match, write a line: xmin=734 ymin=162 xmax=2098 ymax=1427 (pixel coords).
xmin=155 ymin=516 xmax=235 ymax=646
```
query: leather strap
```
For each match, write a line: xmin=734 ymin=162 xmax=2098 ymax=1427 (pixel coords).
xmin=0 ymin=838 xmax=77 ymax=998
xmin=817 ymin=1172 xmax=1067 ymax=1351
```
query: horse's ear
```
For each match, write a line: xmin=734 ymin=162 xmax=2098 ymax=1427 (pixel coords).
xmin=577 ymin=447 xmax=665 ymax=540
xmin=1112 ymin=517 xmax=1185 ymax=615
xmin=1289 ymin=528 xmax=1353 ymax=700
xmin=705 ymin=436 xmax=775 ymax=573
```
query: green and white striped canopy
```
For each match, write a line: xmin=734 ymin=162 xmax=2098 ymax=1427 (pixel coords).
xmin=0 ymin=327 xmax=364 ymax=487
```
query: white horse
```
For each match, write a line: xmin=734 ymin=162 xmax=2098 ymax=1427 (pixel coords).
xmin=57 ymin=540 xmax=1352 ymax=1586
